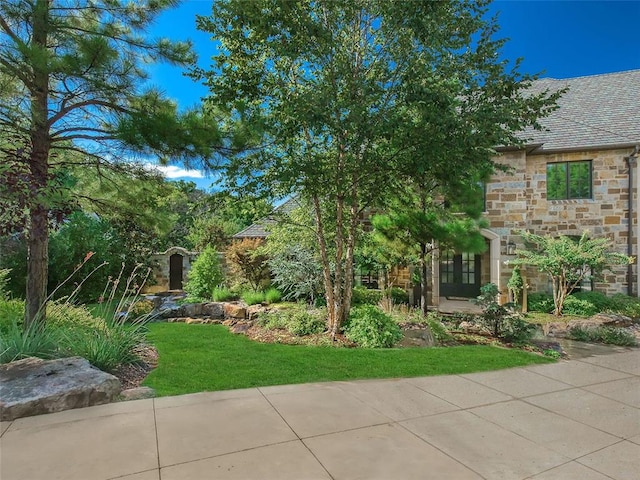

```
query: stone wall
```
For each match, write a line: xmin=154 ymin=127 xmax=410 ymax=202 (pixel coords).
xmin=145 ymin=246 xmax=199 ymax=293
xmin=485 ymin=147 xmax=635 ymax=296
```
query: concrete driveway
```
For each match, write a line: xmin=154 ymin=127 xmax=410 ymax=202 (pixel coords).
xmin=1 ymin=349 xmax=638 ymax=480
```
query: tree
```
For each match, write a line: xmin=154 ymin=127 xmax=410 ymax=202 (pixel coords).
xmin=372 ymin=185 xmax=487 ymax=315
xmin=512 ymin=231 xmax=632 ymax=316
xmin=0 ymin=0 xmax=220 ymax=327
xmin=225 ymin=238 xmax=270 ymax=292
xmin=197 ymin=0 xmax=560 ymax=336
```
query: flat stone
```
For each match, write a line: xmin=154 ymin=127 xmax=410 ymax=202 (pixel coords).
xmin=119 ymin=387 xmax=156 ymax=401
xmin=230 ymin=322 xmax=251 ymax=334
xmin=246 ymin=304 xmax=268 ymax=320
xmin=182 ymin=303 xmax=203 ymax=317
xmin=202 ymin=302 xmax=224 ymax=318
xmin=185 ymin=317 xmax=204 ymax=324
xmin=223 ymin=303 xmax=247 ymax=319
xmin=0 ymin=357 xmax=121 ymax=421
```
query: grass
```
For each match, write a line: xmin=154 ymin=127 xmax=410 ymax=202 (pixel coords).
xmin=143 ymin=323 xmax=554 ymax=397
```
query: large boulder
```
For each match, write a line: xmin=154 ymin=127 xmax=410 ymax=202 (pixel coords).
xmin=0 ymin=357 xmax=121 ymax=421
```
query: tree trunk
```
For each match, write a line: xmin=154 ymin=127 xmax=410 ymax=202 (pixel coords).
xmin=25 ymin=0 xmax=50 ymax=328
xmin=419 ymin=242 xmax=428 ymax=316
xmin=25 ymin=205 xmax=49 ymax=327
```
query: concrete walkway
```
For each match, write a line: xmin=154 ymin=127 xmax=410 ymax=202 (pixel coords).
xmin=1 ymin=350 xmax=638 ymax=480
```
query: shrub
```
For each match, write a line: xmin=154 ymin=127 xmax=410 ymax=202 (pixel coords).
xmin=425 ymin=312 xmax=453 ymax=343
xmin=269 ymin=245 xmax=323 ymax=303
xmin=527 ymin=293 xmax=554 ymax=313
xmin=351 ymin=286 xmax=383 ymax=306
xmin=0 ymin=299 xmax=24 ymax=334
xmin=183 ymin=246 xmax=224 ymax=300
xmin=0 ymin=268 xmax=10 ymax=300
xmin=47 ymin=301 xmax=106 ymax=331
xmin=609 ymin=294 xmax=640 ymax=319
xmin=259 ymin=310 xmax=289 ymax=330
xmin=242 ymin=290 xmax=266 ymax=305
xmin=257 ymin=306 xmax=326 ymax=336
xmin=562 ymin=296 xmax=598 ymax=317
xmin=286 ymin=309 xmax=326 ymax=336
xmin=474 ymin=283 xmax=535 ymax=344
xmin=264 ymin=288 xmax=282 ymax=304
xmin=500 ymin=315 xmax=537 ymax=345
xmin=344 ymin=305 xmax=402 ymax=348
xmin=126 ymin=299 xmax=155 ymax=319
xmin=389 ymin=287 xmax=409 ymax=305
xmin=212 ymin=287 xmax=237 ymax=302
xmin=572 ymin=291 xmax=615 ymax=312
xmin=568 ymin=326 xmax=637 ymax=347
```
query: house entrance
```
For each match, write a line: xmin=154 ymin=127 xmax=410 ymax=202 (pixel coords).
xmin=439 ymin=251 xmax=481 ymax=298
xmin=169 ymin=254 xmax=183 ymax=290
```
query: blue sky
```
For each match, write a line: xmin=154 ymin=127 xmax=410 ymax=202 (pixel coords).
xmin=146 ymin=0 xmax=640 ymax=190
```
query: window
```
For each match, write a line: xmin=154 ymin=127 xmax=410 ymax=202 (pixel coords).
xmin=546 ymin=160 xmax=592 ymax=200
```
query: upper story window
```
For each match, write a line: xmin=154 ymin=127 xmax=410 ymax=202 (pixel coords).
xmin=546 ymin=160 xmax=592 ymax=200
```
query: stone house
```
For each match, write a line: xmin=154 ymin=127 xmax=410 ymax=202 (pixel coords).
xmin=437 ymin=69 xmax=639 ymax=304
xmin=234 ymin=70 xmax=640 ymax=305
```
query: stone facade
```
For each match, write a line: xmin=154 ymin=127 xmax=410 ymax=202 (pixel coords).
xmin=484 ymin=147 xmax=635 ymax=297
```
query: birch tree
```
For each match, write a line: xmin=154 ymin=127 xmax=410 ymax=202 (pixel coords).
xmin=197 ymin=0 xmax=560 ymax=336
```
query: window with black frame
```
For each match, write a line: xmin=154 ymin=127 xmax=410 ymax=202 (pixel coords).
xmin=546 ymin=160 xmax=592 ymax=200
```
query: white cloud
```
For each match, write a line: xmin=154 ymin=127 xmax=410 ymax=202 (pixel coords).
xmin=145 ymin=163 xmax=205 ymax=179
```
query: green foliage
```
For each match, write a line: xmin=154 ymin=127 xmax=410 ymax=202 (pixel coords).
xmin=561 ymin=296 xmax=599 ymax=317
xmin=0 ymin=321 xmax=62 ymax=364
xmin=241 ymin=290 xmax=266 ymax=306
xmin=0 ymin=0 xmax=211 ymax=327
xmin=268 ymin=244 xmax=323 ymax=304
xmin=198 ymin=0 xmax=561 ymax=334
xmin=285 ymin=309 xmax=326 ymax=337
xmin=258 ymin=305 xmax=326 ymax=336
xmin=543 ymin=349 xmax=561 ymax=359
xmin=611 ymin=294 xmax=640 ymax=319
xmin=127 ymin=299 xmax=155 ymax=320
xmin=212 ymin=287 xmax=237 ymax=302
xmin=528 ymin=293 xmax=555 ymax=313
xmin=226 ymin=239 xmax=270 ymax=292
xmin=568 ymin=326 xmax=637 ymax=347
xmin=513 ymin=231 xmax=631 ymax=315
xmin=47 ymin=301 xmax=106 ymax=331
xmin=58 ymin=318 xmax=147 ymax=373
xmin=474 ymin=283 xmax=535 ymax=344
xmin=507 ymin=266 xmax=524 ymax=304
xmin=0 ymin=299 xmax=24 ymax=334
xmin=0 ymin=297 xmax=146 ymax=371
xmin=183 ymin=246 xmax=224 ymax=300
xmin=0 ymin=268 xmax=9 ymax=300
xmin=389 ymin=287 xmax=409 ymax=305
xmin=528 ymin=291 xmax=640 ymax=318
xmin=499 ymin=315 xmax=537 ymax=345
xmin=352 ymin=286 xmax=383 ymax=306
xmin=344 ymin=306 xmax=402 ymax=348
xmin=570 ymin=291 xmax=612 ymax=312
xmin=264 ymin=288 xmax=282 ymax=304
xmin=425 ymin=312 xmax=454 ymax=344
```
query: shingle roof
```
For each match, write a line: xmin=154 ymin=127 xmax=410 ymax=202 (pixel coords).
xmin=232 ymin=196 xmax=301 ymax=239
xmin=521 ymin=69 xmax=640 ymax=152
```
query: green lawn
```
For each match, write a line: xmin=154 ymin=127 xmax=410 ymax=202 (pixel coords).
xmin=143 ymin=323 xmax=554 ymax=396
